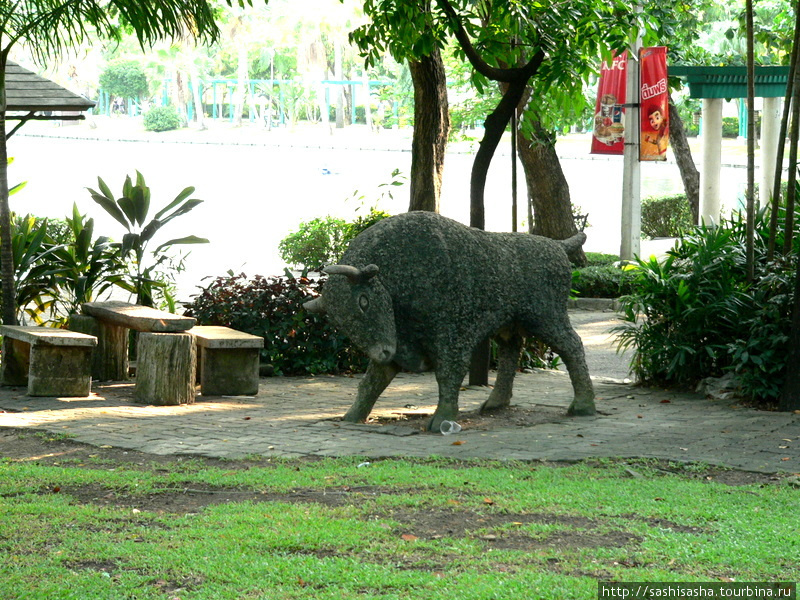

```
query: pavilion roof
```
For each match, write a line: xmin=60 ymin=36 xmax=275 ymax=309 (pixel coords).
xmin=4 ymin=60 xmax=95 ymax=113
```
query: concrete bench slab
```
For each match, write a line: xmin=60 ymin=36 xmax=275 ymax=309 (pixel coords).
xmin=189 ymin=326 xmax=263 ymax=396
xmin=0 ymin=325 xmax=97 ymax=397
xmin=82 ymin=301 xmax=196 ymax=332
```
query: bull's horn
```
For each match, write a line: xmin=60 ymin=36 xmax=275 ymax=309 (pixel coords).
xmin=303 ymin=297 xmax=326 ymax=314
xmin=323 ymin=264 xmax=379 ymax=283
xmin=323 ymin=265 xmax=361 ymax=282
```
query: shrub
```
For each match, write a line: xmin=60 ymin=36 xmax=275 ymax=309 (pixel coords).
xmin=143 ymin=105 xmax=181 ymax=132
xmin=278 ymin=216 xmax=350 ymax=270
xmin=614 ymin=206 xmax=800 ymax=406
xmin=641 ymin=193 xmax=694 ymax=238
xmin=99 ymin=60 xmax=148 ymax=100
xmin=572 ymin=266 xmax=636 ymax=298
xmin=584 ymin=252 xmax=620 ymax=267
xmin=185 ymin=272 xmax=367 ymax=376
xmin=722 ymin=116 xmax=739 ymax=138
xmin=279 ymin=208 xmax=391 ymax=270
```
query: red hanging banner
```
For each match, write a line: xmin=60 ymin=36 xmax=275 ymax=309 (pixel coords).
xmin=639 ymin=46 xmax=669 ymax=161
xmin=590 ymin=51 xmax=627 ymax=155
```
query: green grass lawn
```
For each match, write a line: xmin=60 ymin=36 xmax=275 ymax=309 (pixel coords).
xmin=1 ymin=439 xmax=798 ymax=600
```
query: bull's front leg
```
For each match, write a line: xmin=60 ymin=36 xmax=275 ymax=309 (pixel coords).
xmin=428 ymin=361 xmax=469 ymax=432
xmin=342 ymin=360 xmax=400 ymax=422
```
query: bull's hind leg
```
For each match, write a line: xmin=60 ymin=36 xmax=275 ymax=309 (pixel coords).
xmin=530 ymin=318 xmax=596 ymax=416
xmin=343 ymin=361 xmax=400 ymax=422
xmin=480 ymin=333 xmax=523 ymax=413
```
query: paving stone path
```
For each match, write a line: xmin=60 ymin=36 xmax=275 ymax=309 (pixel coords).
xmin=1 ymin=311 xmax=798 ymax=473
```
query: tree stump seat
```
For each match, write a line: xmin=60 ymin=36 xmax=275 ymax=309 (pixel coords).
xmin=71 ymin=301 xmax=197 ymax=405
xmin=189 ymin=326 xmax=264 ymax=396
xmin=0 ymin=325 xmax=97 ymax=397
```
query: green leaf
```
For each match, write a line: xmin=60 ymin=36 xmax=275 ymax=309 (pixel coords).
xmin=118 ymin=196 xmax=138 ymax=227
xmin=140 ymin=219 xmax=162 ymax=243
xmin=154 ymin=186 xmax=196 ymax=220
xmin=97 ymin=176 xmax=114 ymax=201
xmin=89 ymin=191 xmax=131 ymax=231
xmin=154 ymin=235 xmax=209 ymax=253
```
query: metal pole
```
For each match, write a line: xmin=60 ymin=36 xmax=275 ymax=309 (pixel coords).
xmin=620 ymin=12 xmax=643 ymax=262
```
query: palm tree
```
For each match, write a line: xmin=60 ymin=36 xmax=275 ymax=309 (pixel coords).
xmin=0 ymin=0 xmax=245 ymax=325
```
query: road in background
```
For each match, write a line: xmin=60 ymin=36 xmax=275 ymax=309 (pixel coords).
xmin=8 ymin=118 xmax=748 ymax=302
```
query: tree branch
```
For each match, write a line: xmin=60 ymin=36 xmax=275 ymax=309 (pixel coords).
xmin=435 ymin=0 xmax=544 ymax=83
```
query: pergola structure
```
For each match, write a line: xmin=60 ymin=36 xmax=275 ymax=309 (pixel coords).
xmin=4 ymin=60 xmax=95 ymax=138
xmin=670 ymin=65 xmax=789 ymax=223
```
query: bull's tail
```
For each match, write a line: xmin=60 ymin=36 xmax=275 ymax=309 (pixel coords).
xmin=559 ymin=232 xmax=587 ymax=256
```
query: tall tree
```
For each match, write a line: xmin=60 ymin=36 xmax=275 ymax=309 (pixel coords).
xmin=0 ymin=0 xmax=249 ymax=325
xmin=350 ymin=0 xmax=450 ymax=213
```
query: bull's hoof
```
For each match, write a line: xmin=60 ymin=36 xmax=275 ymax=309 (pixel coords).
xmin=567 ymin=403 xmax=596 ymax=417
xmin=479 ymin=394 xmax=511 ymax=414
xmin=427 ymin=411 xmax=458 ymax=433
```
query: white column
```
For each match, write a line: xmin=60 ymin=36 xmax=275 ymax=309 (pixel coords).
xmin=760 ymin=96 xmax=782 ymax=208
xmin=620 ymin=53 xmax=641 ymax=261
xmin=700 ymin=98 xmax=724 ymax=225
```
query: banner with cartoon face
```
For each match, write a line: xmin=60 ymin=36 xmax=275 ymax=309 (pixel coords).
xmin=590 ymin=51 xmax=627 ymax=155
xmin=639 ymin=46 xmax=669 ymax=161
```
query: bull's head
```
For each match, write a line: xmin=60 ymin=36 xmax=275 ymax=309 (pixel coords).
xmin=303 ymin=264 xmax=397 ymax=364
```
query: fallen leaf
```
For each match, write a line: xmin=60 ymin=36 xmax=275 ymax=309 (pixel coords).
xmin=401 ymin=534 xmax=418 ymax=542
xmin=654 ymin=497 xmax=665 ymax=501
xmin=483 ymin=497 xmax=494 ymax=505
xmin=452 ymin=440 xmax=465 ymax=446
xmin=297 ymin=577 xmax=307 ymax=587
xmin=243 ymin=417 xmax=251 ymax=420
xmin=660 ymin=399 xmax=671 ymax=404
xmin=782 ymin=457 xmax=791 ymax=461
xmin=637 ymin=415 xmax=643 ymax=419
xmin=480 ymin=534 xmax=498 ymax=541
xmin=52 ymin=486 xmax=61 ymax=493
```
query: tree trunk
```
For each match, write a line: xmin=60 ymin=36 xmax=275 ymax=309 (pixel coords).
xmin=467 ymin=80 xmax=528 ymax=385
xmin=779 ymin=259 xmax=800 ymax=411
xmin=234 ymin=37 xmax=248 ymax=127
xmin=518 ymin=118 xmax=585 ymax=265
xmin=469 ymin=80 xmax=528 ymax=229
xmin=0 ymin=104 xmax=16 ymax=325
xmin=745 ymin=0 xmax=756 ymax=283
xmin=783 ymin=70 xmax=800 ymax=255
xmin=408 ymin=48 xmax=449 ymax=212
xmin=188 ymin=61 xmax=206 ymax=131
xmin=135 ymin=332 xmax=196 ymax=405
xmin=668 ymin=97 xmax=700 ymax=223
xmin=769 ymin=3 xmax=800 ymax=260
xmin=334 ymin=40 xmax=345 ymax=129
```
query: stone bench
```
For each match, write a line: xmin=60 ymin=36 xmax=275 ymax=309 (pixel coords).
xmin=189 ymin=326 xmax=264 ymax=396
xmin=0 ymin=325 xmax=97 ymax=396
xmin=69 ymin=301 xmax=197 ymax=405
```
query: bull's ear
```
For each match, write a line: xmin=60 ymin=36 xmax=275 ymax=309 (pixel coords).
xmin=361 ymin=264 xmax=379 ymax=281
xmin=303 ymin=297 xmax=326 ymax=314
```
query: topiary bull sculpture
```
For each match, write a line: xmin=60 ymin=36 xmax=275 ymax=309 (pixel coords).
xmin=303 ymin=211 xmax=595 ymax=431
